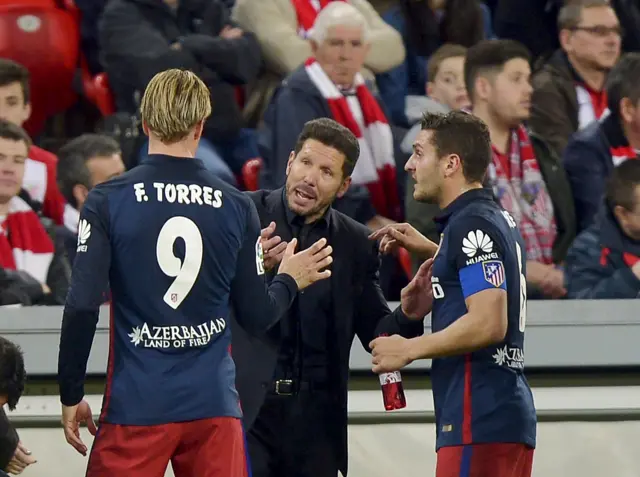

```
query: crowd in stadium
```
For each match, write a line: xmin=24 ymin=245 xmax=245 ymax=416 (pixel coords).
xmin=0 ymin=0 xmax=639 ymax=307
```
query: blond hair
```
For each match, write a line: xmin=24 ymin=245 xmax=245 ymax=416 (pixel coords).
xmin=140 ymin=69 xmax=211 ymax=144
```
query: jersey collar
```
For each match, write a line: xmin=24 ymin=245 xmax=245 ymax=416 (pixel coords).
xmin=434 ymin=188 xmax=495 ymax=233
xmin=141 ymin=154 xmax=206 ymax=169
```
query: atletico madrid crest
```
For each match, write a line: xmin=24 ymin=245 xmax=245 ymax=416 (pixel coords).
xmin=482 ymin=260 xmax=505 ymax=287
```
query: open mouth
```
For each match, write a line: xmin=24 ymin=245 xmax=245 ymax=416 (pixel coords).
xmin=293 ymin=186 xmax=316 ymax=204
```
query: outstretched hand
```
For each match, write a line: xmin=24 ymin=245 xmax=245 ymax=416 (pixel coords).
xmin=260 ymin=221 xmax=288 ymax=271
xmin=278 ymin=238 xmax=333 ymax=290
xmin=400 ymin=258 xmax=434 ymax=319
xmin=368 ymin=223 xmax=436 ymax=259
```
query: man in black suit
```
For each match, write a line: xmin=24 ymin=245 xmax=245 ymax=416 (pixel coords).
xmin=231 ymin=118 xmax=434 ymax=477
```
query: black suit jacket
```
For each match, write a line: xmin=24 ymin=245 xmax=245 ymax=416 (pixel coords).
xmin=231 ymin=188 xmax=424 ymax=476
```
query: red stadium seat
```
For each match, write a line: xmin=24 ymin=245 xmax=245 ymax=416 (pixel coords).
xmin=81 ymin=61 xmax=116 ymax=117
xmin=241 ymin=158 xmax=263 ymax=191
xmin=0 ymin=0 xmax=81 ymax=136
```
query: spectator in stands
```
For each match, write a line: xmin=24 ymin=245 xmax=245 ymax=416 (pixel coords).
xmin=565 ymin=160 xmax=640 ymax=299
xmin=0 ymin=121 xmax=69 ymax=306
xmin=99 ymin=0 xmax=262 ymax=182
xmin=0 ymin=337 xmax=35 ymax=475
xmin=56 ymin=134 xmax=124 ymax=264
xmin=467 ymin=40 xmax=575 ymax=298
xmin=493 ymin=0 xmax=561 ymax=63
xmin=370 ymin=0 xmax=492 ymax=126
xmin=402 ymin=44 xmax=469 ymax=154
xmin=403 ymin=44 xmax=469 ymax=266
xmin=0 ymin=60 xmax=73 ymax=230
xmin=530 ymin=0 xmax=621 ymax=159
xmin=232 ymin=0 xmax=405 ymax=126
xmin=260 ymin=2 xmax=402 ymax=231
xmin=563 ymin=53 xmax=640 ymax=234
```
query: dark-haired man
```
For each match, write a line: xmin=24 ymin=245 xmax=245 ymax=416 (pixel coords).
xmin=564 ymin=52 xmax=640 ymax=233
xmin=565 ymin=159 xmax=640 ymax=298
xmin=370 ymin=111 xmax=536 ymax=477
xmin=465 ymin=39 xmax=575 ymax=298
xmin=234 ymin=117 xmax=428 ymax=477
xmin=56 ymin=134 xmax=125 ymax=264
xmin=0 ymin=337 xmax=36 ymax=475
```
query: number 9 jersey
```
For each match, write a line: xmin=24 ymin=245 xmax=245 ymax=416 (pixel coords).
xmin=429 ymin=188 xmax=537 ymax=451
xmin=58 ymin=155 xmax=299 ymax=426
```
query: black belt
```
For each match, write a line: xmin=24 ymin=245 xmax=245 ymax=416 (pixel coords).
xmin=266 ymin=379 xmax=330 ymax=396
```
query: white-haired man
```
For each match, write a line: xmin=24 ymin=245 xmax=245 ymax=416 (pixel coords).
xmin=260 ymin=1 xmax=401 ymax=232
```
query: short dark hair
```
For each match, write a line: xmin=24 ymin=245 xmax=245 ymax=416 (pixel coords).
xmin=0 ymin=119 xmax=31 ymax=148
xmin=0 ymin=59 xmax=30 ymax=104
xmin=427 ymin=43 xmax=468 ymax=81
xmin=57 ymin=134 xmax=121 ymax=208
xmin=420 ymin=111 xmax=492 ymax=183
xmin=606 ymin=53 xmax=640 ymax=117
xmin=558 ymin=0 xmax=612 ymax=31
xmin=464 ymin=39 xmax=531 ymax=102
xmin=0 ymin=337 xmax=26 ymax=411
xmin=606 ymin=159 xmax=640 ymax=211
xmin=293 ymin=118 xmax=360 ymax=178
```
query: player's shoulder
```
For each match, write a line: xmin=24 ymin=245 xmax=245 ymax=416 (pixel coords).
xmin=450 ymin=199 xmax=512 ymax=235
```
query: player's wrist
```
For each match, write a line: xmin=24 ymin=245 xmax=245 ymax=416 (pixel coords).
xmin=405 ymin=337 xmax=421 ymax=363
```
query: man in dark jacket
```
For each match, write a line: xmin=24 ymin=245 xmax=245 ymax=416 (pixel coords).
xmin=0 ymin=337 xmax=35 ymax=475
xmin=565 ymin=159 xmax=640 ymax=299
xmin=233 ymin=118 xmax=428 ymax=477
xmin=530 ymin=0 xmax=620 ymax=158
xmin=99 ymin=0 xmax=262 ymax=173
xmin=563 ymin=53 xmax=640 ymax=233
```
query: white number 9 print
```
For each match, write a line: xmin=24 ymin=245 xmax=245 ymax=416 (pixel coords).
xmin=156 ymin=216 xmax=203 ymax=309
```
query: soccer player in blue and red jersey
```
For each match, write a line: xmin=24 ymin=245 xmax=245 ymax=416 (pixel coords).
xmin=57 ymin=69 xmax=333 ymax=477
xmin=369 ymin=111 xmax=536 ymax=477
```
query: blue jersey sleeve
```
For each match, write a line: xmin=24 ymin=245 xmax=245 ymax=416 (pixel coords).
xmin=58 ymin=187 xmax=111 ymax=406
xmin=230 ymin=198 xmax=298 ymax=335
xmin=450 ymin=215 xmax=507 ymax=300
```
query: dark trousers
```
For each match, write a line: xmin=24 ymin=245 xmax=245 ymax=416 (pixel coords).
xmin=246 ymin=390 xmax=340 ymax=477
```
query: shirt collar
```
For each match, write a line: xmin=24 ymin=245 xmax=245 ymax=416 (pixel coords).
xmin=281 ymin=188 xmax=331 ymax=229
xmin=434 ymin=188 xmax=495 ymax=233
xmin=140 ymin=154 xmax=206 ymax=169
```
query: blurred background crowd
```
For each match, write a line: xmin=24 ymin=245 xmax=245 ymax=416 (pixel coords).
xmin=1 ymin=0 xmax=640 ymax=307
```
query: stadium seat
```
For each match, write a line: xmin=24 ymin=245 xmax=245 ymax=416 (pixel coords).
xmin=0 ymin=0 xmax=81 ymax=136
xmin=241 ymin=158 xmax=263 ymax=191
xmin=81 ymin=64 xmax=116 ymax=117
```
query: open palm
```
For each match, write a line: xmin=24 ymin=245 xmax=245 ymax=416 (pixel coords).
xmin=400 ymin=258 xmax=434 ymax=319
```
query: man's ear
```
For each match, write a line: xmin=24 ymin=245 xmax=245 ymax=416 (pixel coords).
xmin=193 ymin=120 xmax=205 ymax=141
xmin=620 ymin=97 xmax=637 ymax=124
xmin=142 ymin=121 xmax=150 ymax=137
xmin=336 ymin=176 xmax=352 ymax=198
xmin=285 ymin=151 xmax=296 ymax=176
xmin=72 ymin=184 xmax=89 ymax=209
xmin=474 ymin=75 xmax=492 ymax=102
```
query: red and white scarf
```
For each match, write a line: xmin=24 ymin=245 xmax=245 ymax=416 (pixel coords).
xmin=0 ymin=196 xmax=54 ymax=283
xmin=292 ymin=0 xmax=344 ymax=38
xmin=304 ymin=57 xmax=400 ymax=219
xmin=487 ymin=126 xmax=557 ymax=264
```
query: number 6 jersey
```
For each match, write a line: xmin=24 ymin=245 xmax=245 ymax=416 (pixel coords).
xmin=58 ymin=154 xmax=299 ymax=425
xmin=429 ymin=188 xmax=537 ymax=451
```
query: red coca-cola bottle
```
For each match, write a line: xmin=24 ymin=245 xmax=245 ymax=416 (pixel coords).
xmin=377 ymin=334 xmax=407 ymax=411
